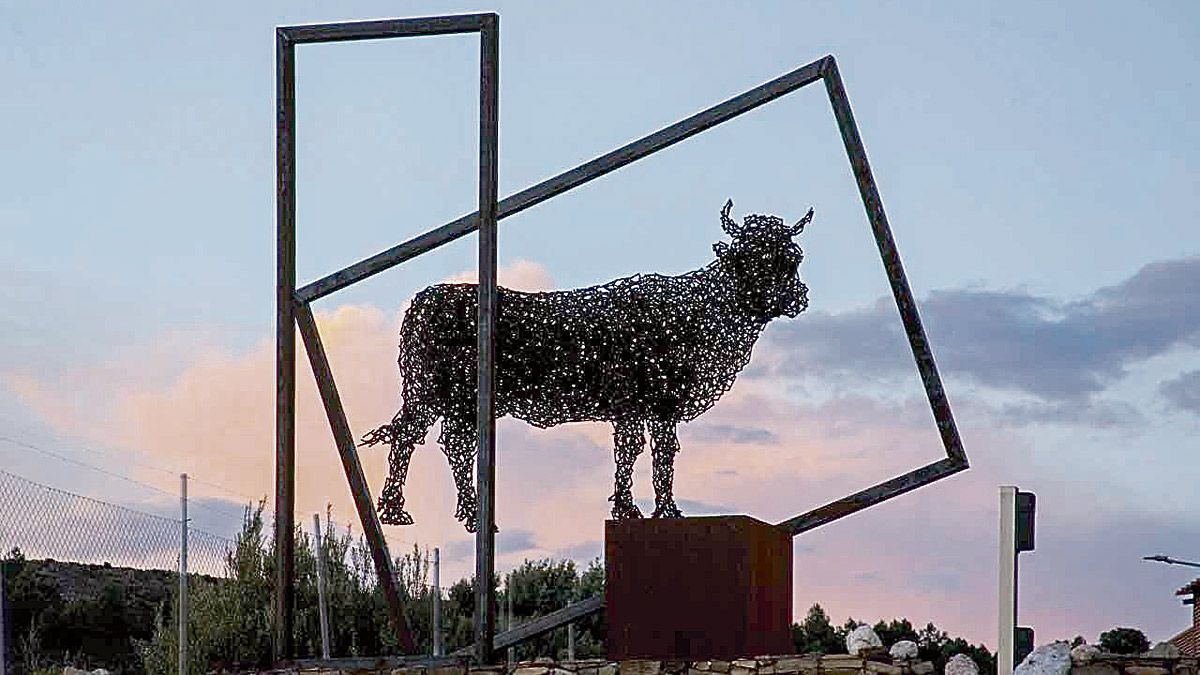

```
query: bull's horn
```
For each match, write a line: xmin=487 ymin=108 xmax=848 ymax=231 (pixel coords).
xmin=790 ymin=207 xmax=814 ymax=235
xmin=720 ymin=199 xmax=744 ymax=236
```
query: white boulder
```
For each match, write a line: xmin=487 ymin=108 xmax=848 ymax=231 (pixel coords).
xmin=846 ymin=625 xmax=883 ymax=655
xmin=1015 ymin=642 xmax=1071 ymax=675
xmin=890 ymin=640 xmax=919 ymax=660
xmin=1071 ymin=644 xmax=1101 ymax=665
xmin=945 ymin=654 xmax=980 ymax=675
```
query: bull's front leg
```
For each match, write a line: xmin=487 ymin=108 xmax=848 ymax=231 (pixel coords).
xmin=648 ymin=420 xmax=683 ymax=519
xmin=610 ymin=419 xmax=645 ymax=519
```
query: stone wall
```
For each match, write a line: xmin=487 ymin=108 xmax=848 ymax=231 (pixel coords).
xmin=250 ymin=654 xmax=936 ymax=675
xmin=1072 ymin=655 xmax=1198 ymax=675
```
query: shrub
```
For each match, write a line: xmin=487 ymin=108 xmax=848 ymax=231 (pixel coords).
xmin=1099 ymin=627 xmax=1150 ymax=655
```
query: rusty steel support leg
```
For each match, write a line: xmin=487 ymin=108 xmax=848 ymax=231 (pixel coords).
xmin=295 ymin=303 xmax=416 ymax=652
xmin=474 ymin=13 xmax=500 ymax=665
xmin=274 ymin=28 xmax=297 ymax=662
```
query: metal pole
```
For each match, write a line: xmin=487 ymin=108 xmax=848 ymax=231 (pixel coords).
xmin=433 ymin=548 xmax=443 ymax=657
xmin=295 ymin=304 xmax=415 ymax=651
xmin=274 ymin=27 xmax=298 ymax=662
xmin=313 ymin=514 xmax=331 ymax=660
xmin=179 ymin=473 xmax=188 ymax=675
xmin=474 ymin=13 xmax=500 ymax=665
xmin=567 ymin=623 xmax=575 ymax=662
xmin=506 ymin=572 xmax=514 ymax=665
xmin=998 ymin=486 xmax=1017 ymax=675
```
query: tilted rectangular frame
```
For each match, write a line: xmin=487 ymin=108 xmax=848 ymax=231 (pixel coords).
xmin=276 ymin=24 xmax=968 ymax=663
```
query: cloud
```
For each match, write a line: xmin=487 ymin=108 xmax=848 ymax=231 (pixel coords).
xmin=680 ymin=423 xmax=780 ymax=445
xmin=1160 ymin=370 xmax=1200 ymax=415
xmin=762 ymin=256 xmax=1200 ymax=410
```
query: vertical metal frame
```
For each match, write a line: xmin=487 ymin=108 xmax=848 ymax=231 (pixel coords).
xmin=276 ymin=42 xmax=970 ymax=660
xmin=275 ymin=13 xmax=498 ymax=661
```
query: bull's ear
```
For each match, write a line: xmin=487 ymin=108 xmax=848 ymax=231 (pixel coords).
xmin=720 ymin=199 xmax=743 ymax=237
xmin=713 ymin=241 xmax=730 ymax=259
xmin=789 ymin=207 xmax=814 ymax=236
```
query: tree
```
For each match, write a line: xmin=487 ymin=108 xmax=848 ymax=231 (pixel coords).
xmin=1099 ymin=627 xmax=1149 ymax=655
xmin=791 ymin=607 xmax=995 ymax=675
xmin=792 ymin=604 xmax=845 ymax=654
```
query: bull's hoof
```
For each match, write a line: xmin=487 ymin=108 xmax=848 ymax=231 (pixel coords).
xmin=379 ymin=506 xmax=415 ymax=526
xmin=462 ymin=518 xmax=500 ymax=534
xmin=611 ymin=500 xmax=644 ymax=520
xmin=652 ymin=502 xmax=683 ymax=519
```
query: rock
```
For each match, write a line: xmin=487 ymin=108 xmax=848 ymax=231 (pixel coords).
xmin=945 ymin=654 xmax=980 ymax=675
xmin=821 ymin=655 xmax=865 ymax=668
xmin=847 ymin=626 xmax=884 ymax=655
xmin=1071 ymin=645 xmax=1101 ymax=665
xmin=1071 ymin=665 xmax=1119 ymax=675
xmin=1145 ymin=642 xmax=1182 ymax=659
xmin=772 ymin=655 xmax=819 ymax=674
xmin=620 ymin=661 xmax=662 ymax=675
xmin=890 ymin=640 xmax=919 ymax=661
xmin=1125 ymin=668 xmax=1170 ymax=675
xmin=911 ymin=663 xmax=934 ymax=675
xmin=730 ymin=660 xmax=758 ymax=675
xmin=1014 ymin=642 xmax=1070 ymax=675
xmin=865 ymin=662 xmax=903 ymax=675
xmin=599 ymin=666 xmax=618 ymax=675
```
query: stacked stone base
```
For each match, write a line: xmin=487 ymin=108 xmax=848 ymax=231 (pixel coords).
xmin=1073 ymin=655 xmax=1198 ymax=675
xmin=254 ymin=654 xmax=935 ymax=675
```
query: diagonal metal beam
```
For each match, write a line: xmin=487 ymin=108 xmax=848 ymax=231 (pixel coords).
xmin=294 ymin=57 xmax=830 ymax=304
xmin=452 ymin=595 xmax=605 ymax=657
xmin=821 ymin=58 xmax=967 ymax=469
xmin=295 ymin=303 xmax=416 ymax=652
xmin=775 ymin=458 xmax=966 ymax=536
xmin=773 ymin=57 xmax=970 ymax=537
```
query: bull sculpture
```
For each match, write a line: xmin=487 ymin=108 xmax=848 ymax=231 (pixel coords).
xmin=362 ymin=200 xmax=812 ymax=531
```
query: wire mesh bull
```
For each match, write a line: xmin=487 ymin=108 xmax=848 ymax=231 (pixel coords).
xmin=362 ymin=200 xmax=812 ymax=532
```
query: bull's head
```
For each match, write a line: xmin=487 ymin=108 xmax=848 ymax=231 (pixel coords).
xmin=713 ymin=199 xmax=811 ymax=320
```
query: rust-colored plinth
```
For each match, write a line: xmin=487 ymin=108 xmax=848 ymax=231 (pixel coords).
xmin=605 ymin=515 xmax=793 ymax=660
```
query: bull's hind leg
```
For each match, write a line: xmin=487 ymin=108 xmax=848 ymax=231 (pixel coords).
xmin=610 ymin=419 xmax=645 ymax=520
xmin=439 ymin=415 xmax=481 ymax=532
xmin=648 ymin=420 xmax=683 ymax=519
xmin=366 ymin=404 xmax=438 ymax=526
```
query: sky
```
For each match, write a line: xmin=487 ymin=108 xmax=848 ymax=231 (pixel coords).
xmin=1 ymin=0 xmax=1199 ymax=651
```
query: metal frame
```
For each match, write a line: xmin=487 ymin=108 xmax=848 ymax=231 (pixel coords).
xmin=275 ymin=13 xmax=498 ymax=660
xmin=275 ymin=29 xmax=969 ymax=661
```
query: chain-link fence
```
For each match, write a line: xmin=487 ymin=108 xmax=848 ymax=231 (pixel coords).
xmin=0 ymin=468 xmax=233 ymax=577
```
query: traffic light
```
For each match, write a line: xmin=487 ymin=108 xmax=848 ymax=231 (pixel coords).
xmin=1015 ymin=626 xmax=1035 ymax=665
xmin=1016 ymin=491 xmax=1036 ymax=553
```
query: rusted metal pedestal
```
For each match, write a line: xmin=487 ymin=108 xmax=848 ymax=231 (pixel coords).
xmin=605 ymin=515 xmax=793 ymax=660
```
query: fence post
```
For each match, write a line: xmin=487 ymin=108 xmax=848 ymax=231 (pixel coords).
xmin=1 ymin=559 xmax=7 ymax=675
xmin=433 ymin=547 xmax=443 ymax=657
xmin=567 ymin=622 xmax=575 ymax=661
xmin=506 ymin=572 xmax=514 ymax=664
xmin=313 ymin=513 xmax=331 ymax=660
xmin=179 ymin=473 xmax=188 ymax=675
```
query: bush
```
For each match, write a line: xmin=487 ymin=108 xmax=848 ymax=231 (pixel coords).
xmin=1099 ymin=627 xmax=1149 ymax=655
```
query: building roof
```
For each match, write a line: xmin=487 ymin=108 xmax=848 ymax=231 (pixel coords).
xmin=1177 ymin=578 xmax=1200 ymax=597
